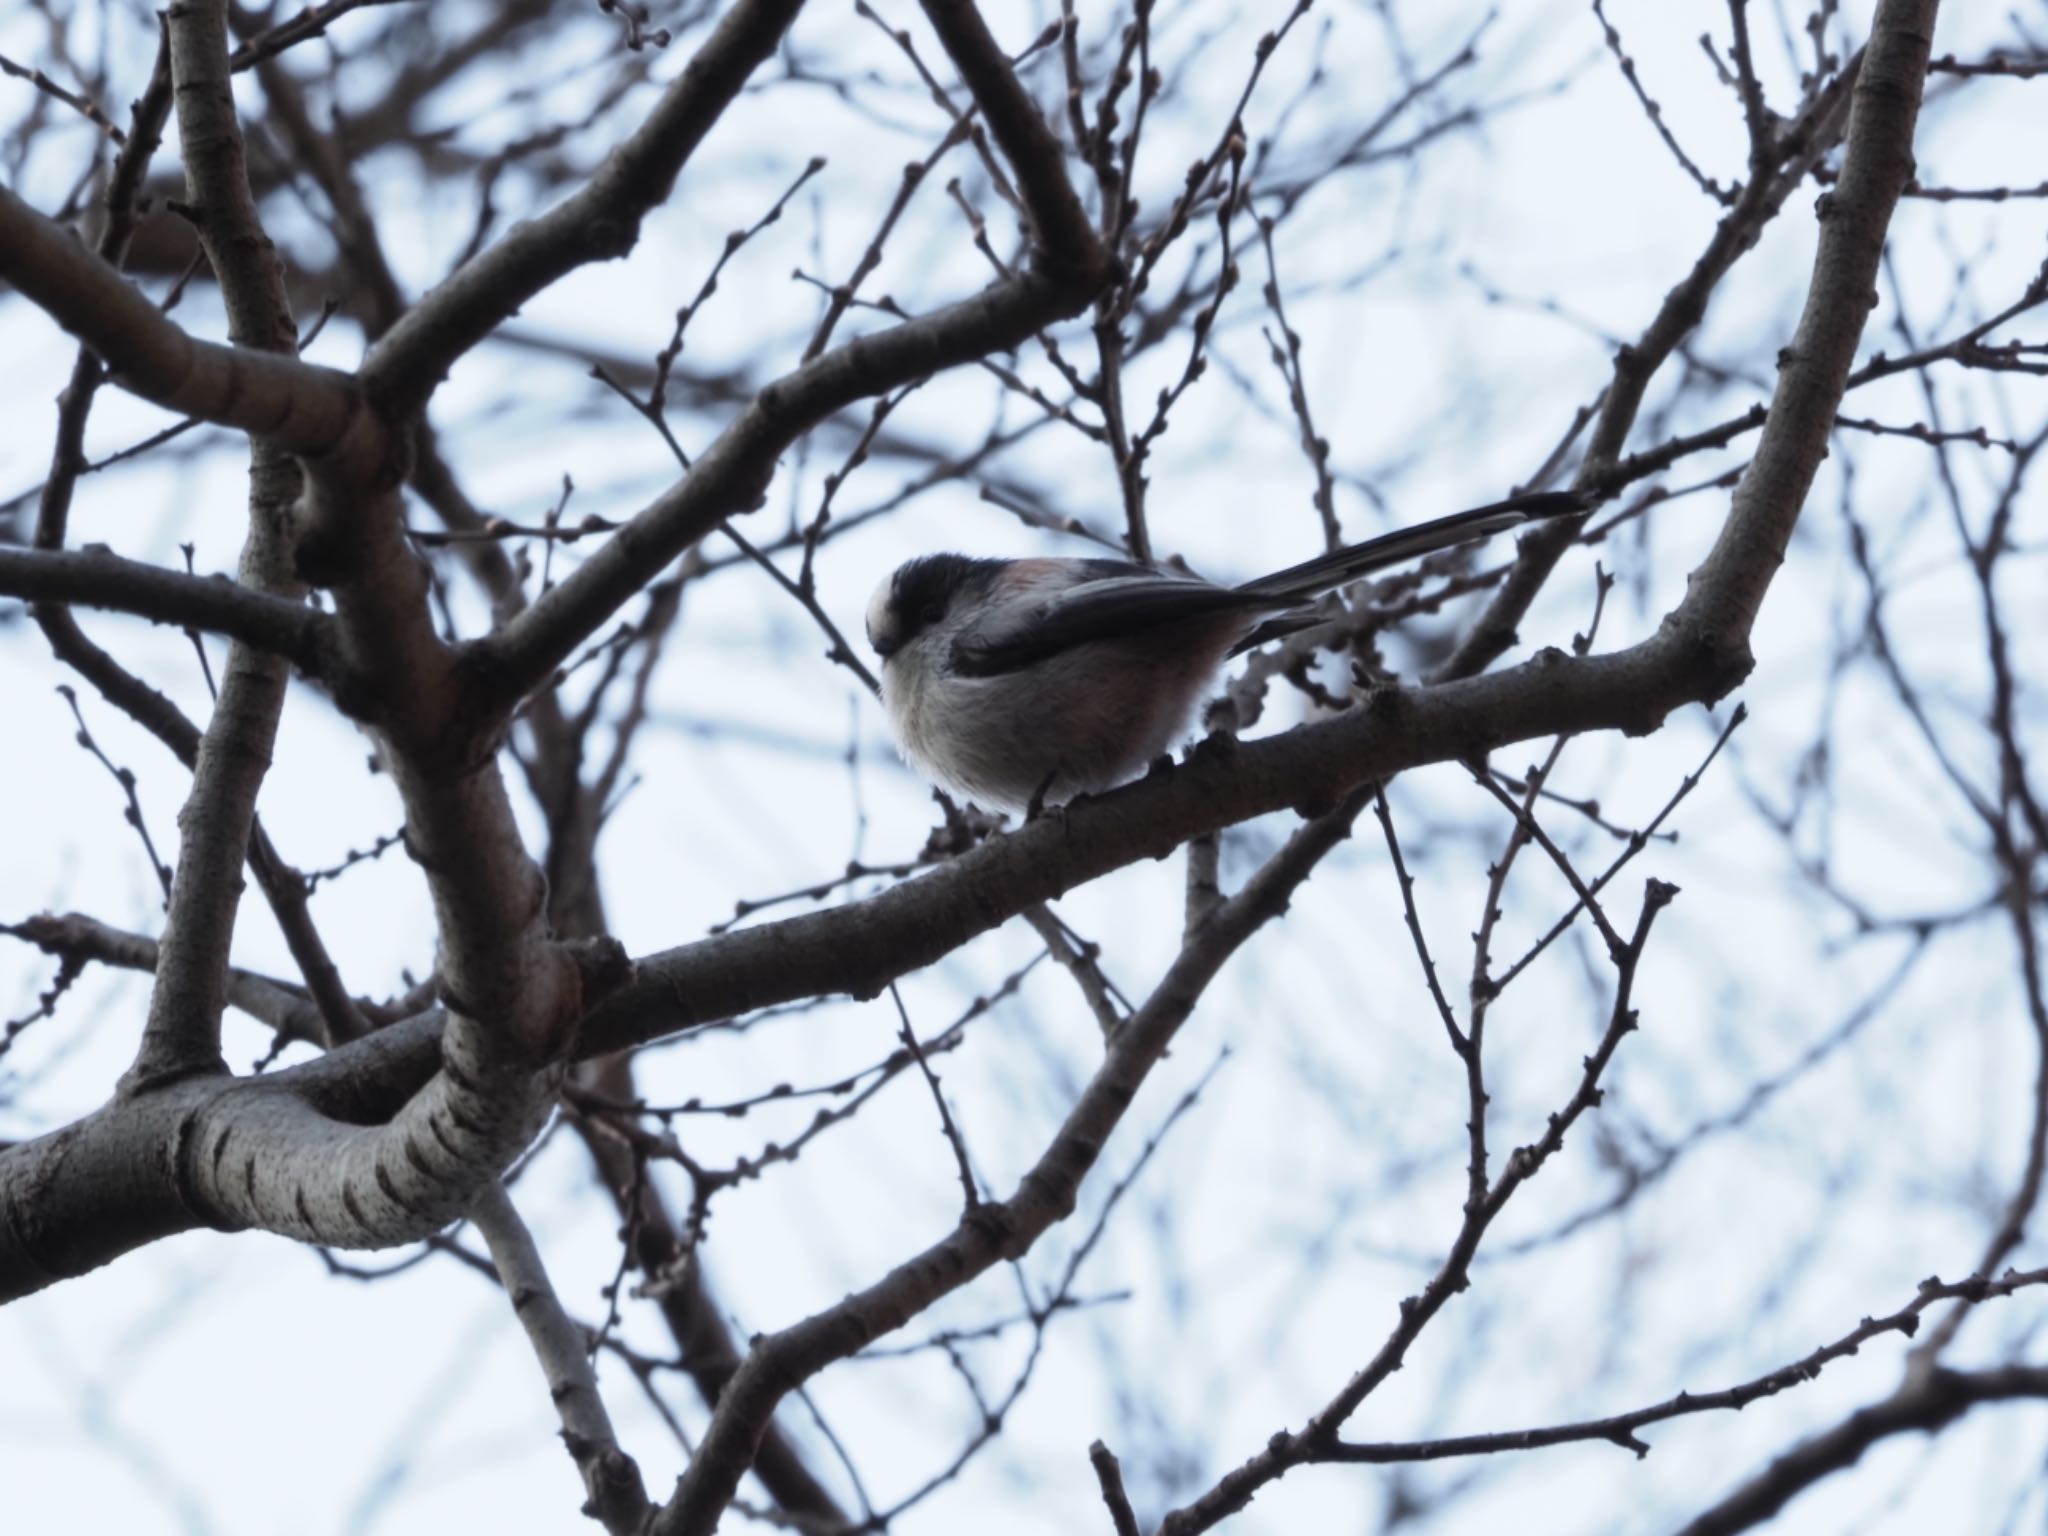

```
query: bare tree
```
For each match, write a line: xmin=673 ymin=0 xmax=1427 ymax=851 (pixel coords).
xmin=2 ymin=1 xmax=2044 ymax=1532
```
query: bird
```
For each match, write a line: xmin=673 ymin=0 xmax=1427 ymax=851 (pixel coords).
xmin=865 ymin=489 xmax=1586 ymax=811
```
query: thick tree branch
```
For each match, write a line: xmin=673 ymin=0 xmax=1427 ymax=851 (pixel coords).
xmin=1670 ymin=0 xmax=1938 ymax=649
xmin=246 ymin=10 xmax=790 ymax=1106
xmin=0 ymin=545 xmax=329 ymax=671
xmin=0 ymin=618 xmax=1901 ymax=1293
xmin=125 ymin=0 xmax=315 ymax=1089
xmin=0 ymin=0 xmax=577 ymax=1280
xmin=914 ymin=0 xmax=1102 ymax=274
xmin=1443 ymin=46 xmax=1862 ymax=680
xmin=0 ymin=1007 xmax=551 ymax=1302
xmin=0 ymin=182 xmax=372 ymax=460
xmin=23 ymin=37 xmax=365 ymax=1053
xmin=574 ymin=640 xmax=1709 ymax=1059
xmin=356 ymin=0 xmax=808 ymax=414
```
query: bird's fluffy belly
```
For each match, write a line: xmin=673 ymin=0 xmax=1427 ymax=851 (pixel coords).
xmin=885 ymin=637 xmax=1223 ymax=810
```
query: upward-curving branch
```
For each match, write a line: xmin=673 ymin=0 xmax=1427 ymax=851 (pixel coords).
xmin=0 ymin=183 xmax=373 ymax=462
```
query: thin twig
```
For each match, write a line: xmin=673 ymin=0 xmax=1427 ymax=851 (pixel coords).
xmin=890 ymin=982 xmax=981 ymax=1212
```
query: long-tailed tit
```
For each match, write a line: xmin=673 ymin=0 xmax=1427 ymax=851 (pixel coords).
xmin=866 ymin=490 xmax=1586 ymax=811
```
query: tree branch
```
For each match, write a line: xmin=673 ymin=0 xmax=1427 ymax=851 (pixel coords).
xmin=1089 ymin=1440 xmax=1142 ymax=1536
xmin=0 ymin=0 xmax=1944 ymax=1296
xmin=914 ymin=0 xmax=1103 ymax=276
xmin=356 ymin=0 xmax=809 ymax=414
xmin=0 ymin=182 xmax=372 ymax=459
xmin=1443 ymin=45 xmax=1862 ymax=680
xmin=1309 ymin=1276 xmax=2048 ymax=1478
xmin=473 ymin=0 xmax=1114 ymax=708
xmin=573 ymin=1054 xmax=855 ymax=1526
xmin=1674 ymin=1361 xmax=2048 ymax=1536
xmin=0 ymin=618 xmax=1892 ymax=1293
xmin=124 ymin=0 xmax=317 ymax=1089
xmin=1155 ymin=878 xmax=1677 ymax=1533
xmin=1671 ymin=0 xmax=1938 ymax=650
xmin=476 ymin=266 xmax=1111 ymax=704
xmin=22 ymin=34 xmax=367 ymax=1053
xmin=3 ymin=911 xmax=326 ymax=1047
xmin=0 ymin=1008 xmax=551 ymax=1302
xmin=471 ymin=1182 xmax=652 ymax=1536
xmin=0 ymin=545 xmax=329 ymax=672
xmin=650 ymin=791 xmax=1371 ymax=1534
xmin=575 ymin=644 xmax=1710 ymax=1059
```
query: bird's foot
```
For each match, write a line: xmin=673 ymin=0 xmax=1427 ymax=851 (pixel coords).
xmin=1024 ymin=769 xmax=1063 ymax=823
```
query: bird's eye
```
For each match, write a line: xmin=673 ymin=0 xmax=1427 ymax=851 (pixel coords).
xmin=916 ymin=600 xmax=947 ymax=628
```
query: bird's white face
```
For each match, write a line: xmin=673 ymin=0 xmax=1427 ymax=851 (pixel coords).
xmin=865 ymin=555 xmax=1002 ymax=665
xmin=865 ymin=574 xmax=905 ymax=663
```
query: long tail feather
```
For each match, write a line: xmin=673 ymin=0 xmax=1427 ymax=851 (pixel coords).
xmin=1235 ymin=490 xmax=1587 ymax=600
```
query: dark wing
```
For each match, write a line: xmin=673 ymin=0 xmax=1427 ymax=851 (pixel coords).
xmin=1067 ymin=557 xmax=1159 ymax=581
xmin=1235 ymin=490 xmax=1588 ymax=601
xmin=1224 ymin=607 xmax=1323 ymax=658
xmin=950 ymin=574 xmax=1271 ymax=677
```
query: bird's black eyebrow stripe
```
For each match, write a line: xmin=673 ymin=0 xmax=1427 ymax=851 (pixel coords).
xmin=887 ymin=555 xmax=1005 ymax=646
xmin=893 ymin=555 xmax=1004 ymax=607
